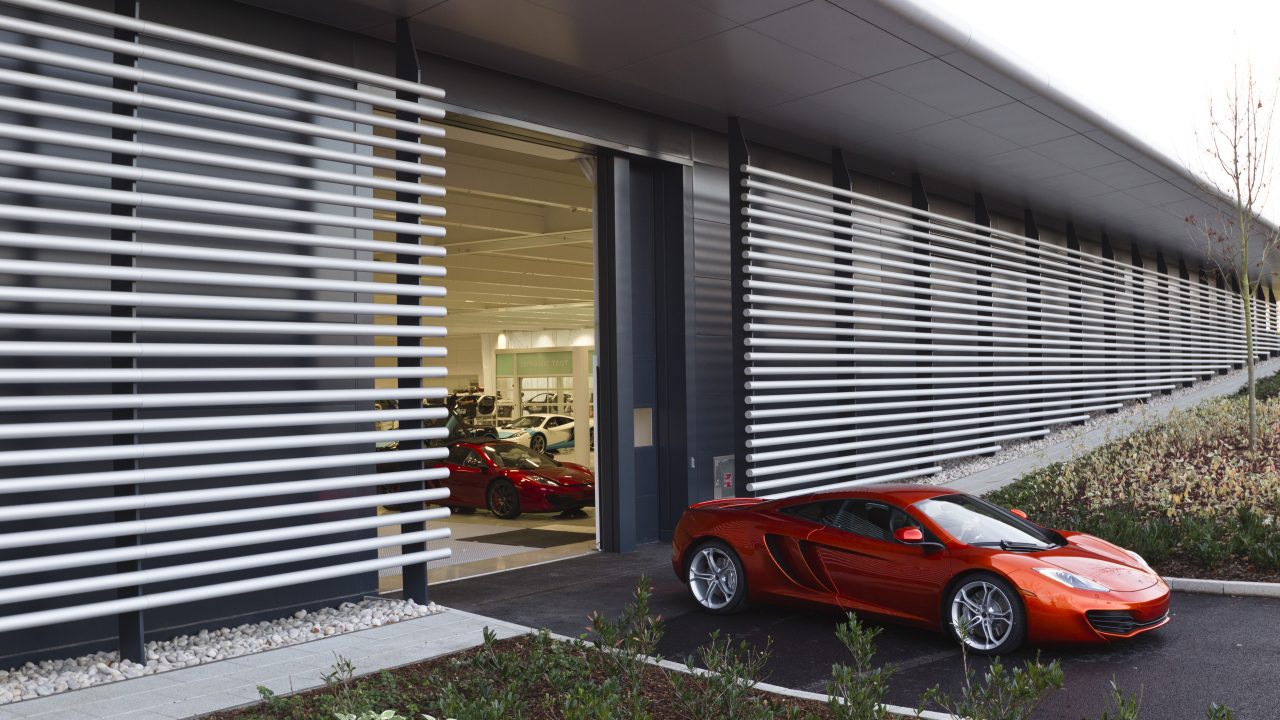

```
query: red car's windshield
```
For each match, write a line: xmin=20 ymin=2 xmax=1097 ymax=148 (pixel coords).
xmin=482 ymin=443 xmax=559 ymax=470
xmin=913 ymin=495 xmax=1057 ymax=549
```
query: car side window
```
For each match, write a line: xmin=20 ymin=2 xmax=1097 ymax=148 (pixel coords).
xmin=462 ymin=450 xmax=487 ymax=469
xmin=446 ymin=445 xmax=470 ymax=464
xmin=545 ymin=417 xmax=564 ymax=428
xmin=779 ymin=500 xmax=843 ymax=524
xmin=819 ymin=500 xmax=888 ymax=541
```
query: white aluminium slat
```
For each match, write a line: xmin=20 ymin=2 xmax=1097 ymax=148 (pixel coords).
xmin=740 ymin=161 xmax=1279 ymax=497
xmin=0 ymin=2 xmax=452 ymax=640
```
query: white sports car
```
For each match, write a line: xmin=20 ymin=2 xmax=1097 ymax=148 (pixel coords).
xmin=497 ymin=413 xmax=592 ymax=454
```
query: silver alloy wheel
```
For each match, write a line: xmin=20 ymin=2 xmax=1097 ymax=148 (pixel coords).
xmin=950 ymin=580 xmax=1015 ymax=651
xmin=688 ymin=545 xmax=739 ymax=610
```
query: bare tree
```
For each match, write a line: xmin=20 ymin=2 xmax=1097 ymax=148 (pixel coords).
xmin=1187 ymin=64 xmax=1279 ymax=453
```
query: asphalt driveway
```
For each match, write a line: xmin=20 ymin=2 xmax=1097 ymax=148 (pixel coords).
xmin=429 ymin=543 xmax=1280 ymax=719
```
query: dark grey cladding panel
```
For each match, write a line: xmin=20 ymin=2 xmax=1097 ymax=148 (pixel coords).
xmin=695 ymin=275 xmax=733 ymax=337
xmin=693 ymin=163 xmax=730 ymax=225
xmin=694 ymin=219 xmax=731 ymax=280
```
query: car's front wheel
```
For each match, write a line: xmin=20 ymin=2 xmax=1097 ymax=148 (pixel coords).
xmin=529 ymin=433 xmax=547 ymax=453
xmin=686 ymin=540 xmax=747 ymax=614
xmin=947 ymin=572 xmax=1025 ymax=655
xmin=486 ymin=479 xmax=522 ymax=520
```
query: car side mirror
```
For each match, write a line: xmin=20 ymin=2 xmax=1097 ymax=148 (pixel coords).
xmin=1009 ymin=508 xmax=1028 ymax=520
xmin=894 ymin=527 xmax=923 ymax=543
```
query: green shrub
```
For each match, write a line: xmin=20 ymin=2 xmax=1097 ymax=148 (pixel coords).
xmin=826 ymin=613 xmax=895 ymax=720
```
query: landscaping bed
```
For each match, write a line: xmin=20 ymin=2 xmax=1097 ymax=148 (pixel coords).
xmin=203 ymin=632 xmax=831 ymax=720
xmin=988 ymin=387 xmax=1280 ymax=583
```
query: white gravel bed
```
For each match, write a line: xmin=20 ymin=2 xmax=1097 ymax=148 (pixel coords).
xmin=928 ymin=357 xmax=1280 ymax=486
xmin=0 ymin=597 xmax=441 ymax=706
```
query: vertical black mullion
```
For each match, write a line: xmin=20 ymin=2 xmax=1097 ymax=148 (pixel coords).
xmin=394 ymin=20 xmax=427 ymax=603
xmin=728 ymin=118 xmax=749 ymax=496
xmin=1156 ymin=252 xmax=1179 ymax=389
xmin=971 ymin=195 xmax=994 ymax=441
xmin=111 ymin=0 xmax=144 ymax=665
xmin=908 ymin=174 xmax=931 ymax=469
xmin=1130 ymin=244 xmax=1150 ymax=392
xmin=1065 ymin=225 xmax=1083 ymax=409
xmin=831 ymin=149 xmax=857 ymax=472
xmin=1099 ymin=235 xmax=1118 ymax=394
xmin=1022 ymin=211 xmax=1043 ymax=396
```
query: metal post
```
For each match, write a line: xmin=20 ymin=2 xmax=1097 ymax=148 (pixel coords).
xmin=1099 ymin=234 xmax=1118 ymax=390
xmin=111 ymin=0 xmax=145 ymax=665
xmin=394 ymin=18 xmax=427 ymax=603
xmin=1066 ymin=224 xmax=1084 ymax=409
xmin=729 ymin=118 xmax=749 ymax=496
xmin=971 ymin=194 xmax=995 ymax=440
xmin=831 ymin=149 xmax=857 ymax=468
xmin=1022 ymin=210 xmax=1043 ymax=394
xmin=908 ymin=173 xmax=932 ymax=470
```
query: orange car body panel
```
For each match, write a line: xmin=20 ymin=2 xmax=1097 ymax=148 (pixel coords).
xmin=672 ymin=484 xmax=1170 ymax=646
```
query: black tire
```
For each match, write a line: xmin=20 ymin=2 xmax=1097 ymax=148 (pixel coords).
xmin=529 ymin=433 xmax=547 ymax=454
xmin=945 ymin=572 xmax=1026 ymax=655
xmin=684 ymin=539 xmax=748 ymax=615
xmin=486 ymin=478 xmax=522 ymax=520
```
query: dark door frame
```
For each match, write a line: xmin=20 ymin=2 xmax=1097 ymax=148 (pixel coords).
xmin=596 ymin=150 xmax=689 ymax=552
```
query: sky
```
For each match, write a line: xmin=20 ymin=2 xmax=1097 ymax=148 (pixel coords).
xmin=913 ymin=0 xmax=1280 ymax=212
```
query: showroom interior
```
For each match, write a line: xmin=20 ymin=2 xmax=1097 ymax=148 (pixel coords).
xmin=372 ymin=118 xmax=602 ymax=589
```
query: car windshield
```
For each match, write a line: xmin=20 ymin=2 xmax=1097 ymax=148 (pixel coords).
xmin=913 ymin=495 xmax=1058 ymax=549
xmin=507 ymin=416 xmax=543 ymax=429
xmin=483 ymin=444 xmax=559 ymax=469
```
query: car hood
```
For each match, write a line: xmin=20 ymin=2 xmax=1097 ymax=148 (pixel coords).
xmin=514 ymin=465 xmax=593 ymax=486
xmin=1039 ymin=533 xmax=1160 ymax=592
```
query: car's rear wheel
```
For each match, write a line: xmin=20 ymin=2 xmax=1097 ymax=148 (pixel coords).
xmin=530 ymin=434 xmax=547 ymax=454
xmin=947 ymin=572 xmax=1025 ymax=655
xmin=486 ymin=479 xmax=522 ymax=520
xmin=686 ymin=540 xmax=747 ymax=614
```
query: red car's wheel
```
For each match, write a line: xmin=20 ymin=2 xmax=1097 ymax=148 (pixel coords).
xmin=487 ymin=478 xmax=522 ymax=520
xmin=947 ymin=572 xmax=1026 ymax=655
xmin=686 ymin=540 xmax=748 ymax=614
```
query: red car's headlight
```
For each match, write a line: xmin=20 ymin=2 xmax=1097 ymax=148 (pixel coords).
xmin=1034 ymin=567 xmax=1111 ymax=592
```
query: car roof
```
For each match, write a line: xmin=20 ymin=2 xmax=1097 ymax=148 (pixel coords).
xmin=772 ymin=483 xmax=960 ymax=507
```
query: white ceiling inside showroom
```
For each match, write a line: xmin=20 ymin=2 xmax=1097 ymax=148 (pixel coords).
xmin=237 ymin=0 xmax=1261 ymax=268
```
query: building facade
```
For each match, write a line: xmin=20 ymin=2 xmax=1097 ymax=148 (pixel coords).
xmin=0 ymin=0 xmax=1275 ymax=667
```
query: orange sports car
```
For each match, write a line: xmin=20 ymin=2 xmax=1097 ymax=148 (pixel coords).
xmin=671 ymin=484 xmax=1169 ymax=654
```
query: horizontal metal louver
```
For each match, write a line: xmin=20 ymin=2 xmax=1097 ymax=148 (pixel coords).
xmin=739 ymin=164 xmax=1278 ymax=499
xmin=0 ymin=0 xmax=451 ymax=645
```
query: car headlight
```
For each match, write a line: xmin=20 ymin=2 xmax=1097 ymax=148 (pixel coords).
xmin=1033 ymin=567 xmax=1110 ymax=592
xmin=528 ymin=475 xmax=561 ymax=487
xmin=509 ymin=430 xmax=527 ymax=437
xmin=1125 ymin=549 xmax=1153 ymax=572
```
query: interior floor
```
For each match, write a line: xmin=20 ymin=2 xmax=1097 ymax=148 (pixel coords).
xmin=378 ymin=506 xmax=597 ymax=590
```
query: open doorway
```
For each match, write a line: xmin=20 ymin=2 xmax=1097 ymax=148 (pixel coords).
xmin=375 ymin=118 xmax=599 ymax=589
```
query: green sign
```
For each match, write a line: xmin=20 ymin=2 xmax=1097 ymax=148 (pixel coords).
xmin=496 ymin=353 xmax=514 ymax=377
xmin=517 ymin=351 xmax=573 ymax=376
xmin=496 ymin=351 xmax=574 ymax=377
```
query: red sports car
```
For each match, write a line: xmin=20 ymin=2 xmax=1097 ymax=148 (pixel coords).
xmin=435 ymin=441 xmax=594 ymax=520
xmin=672 ymin=485 xmax=1169 ymax=654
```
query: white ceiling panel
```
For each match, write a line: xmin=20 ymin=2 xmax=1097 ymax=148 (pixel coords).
xmin=1085 ymin=160 xmax=1162 ymax=191
xmin=980 ymin=148 xmax=1073 ymax=181
xmin=804 ymin=78 xmax=950 ymax=132
xmin=690 ymin=0 xmax=809 ymax=25
xmin=1030 ymin=135 xmax=1125 ymax=172
xmin=748 ymin=0 xmax=930 ymax=76
xmin=874 ymin=58 xmax=1012 ymax=117
xmin=899 ymin=118 xmax=1018 ymax=159
xmin=963 ymin=102 xmax=1075 ymax=148
xmin=606 ymin=26 xmax=858 ymax=113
